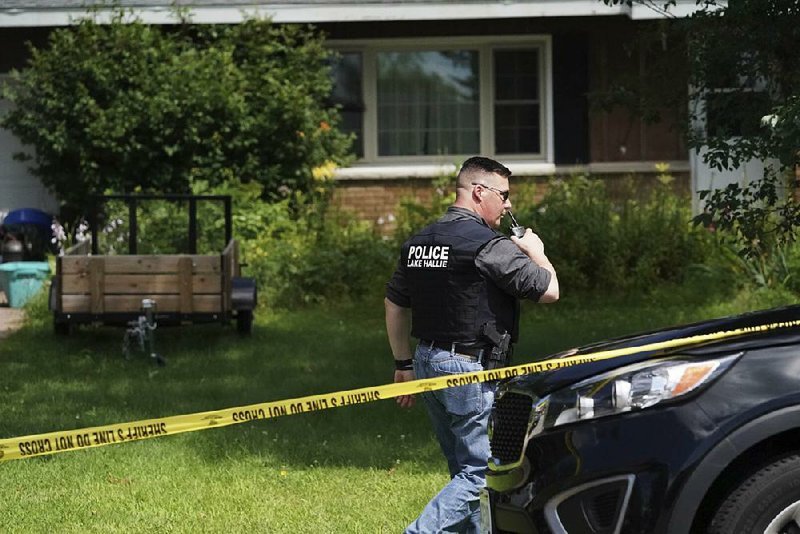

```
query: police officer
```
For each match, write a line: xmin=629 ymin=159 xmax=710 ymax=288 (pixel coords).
xmin=385 ymin=156 xmax=559 ymax=533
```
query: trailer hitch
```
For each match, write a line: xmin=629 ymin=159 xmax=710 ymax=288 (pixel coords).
xmin=122 ymin=299 xmax=165 ymax=366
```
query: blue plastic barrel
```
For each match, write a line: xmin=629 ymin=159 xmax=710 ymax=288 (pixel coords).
xmin=0 ymin=261 xmax=50 ymax=308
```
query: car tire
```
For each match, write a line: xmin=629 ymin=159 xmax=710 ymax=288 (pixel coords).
xmin=709 ymin=454 xmax=800 ymax=534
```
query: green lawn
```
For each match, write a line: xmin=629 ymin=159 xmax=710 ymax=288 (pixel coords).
xmin=0 ymin=282 xmax=795 ymax=533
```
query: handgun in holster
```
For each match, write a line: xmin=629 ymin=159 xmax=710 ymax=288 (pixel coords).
xmin=480 ymin=322 xmax=513 ymax=370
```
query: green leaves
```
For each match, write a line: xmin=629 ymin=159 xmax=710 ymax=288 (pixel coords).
xmin=596 ymin=0 xmax=800 ymax=174
xmin=0 ymin=12 xmax=353 ymax=213
xmin=693 ymin=168 xmax=800 ymax=288
xmin=517 ymin=172 xmax=710 ymax=293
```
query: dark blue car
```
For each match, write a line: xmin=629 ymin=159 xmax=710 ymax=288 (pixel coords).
xmin=482 ymin=305 xmax=800 ymax=533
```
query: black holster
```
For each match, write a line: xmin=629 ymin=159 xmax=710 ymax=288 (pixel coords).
xmin=480 ymin=322 xmax=512 ymax=370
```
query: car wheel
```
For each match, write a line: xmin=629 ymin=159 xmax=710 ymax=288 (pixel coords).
xmin=709 ymin=454 xmax=800 ymax=534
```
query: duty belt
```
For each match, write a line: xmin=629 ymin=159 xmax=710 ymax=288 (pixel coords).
xmin=422 ymin=340 xmax=489 ymax=361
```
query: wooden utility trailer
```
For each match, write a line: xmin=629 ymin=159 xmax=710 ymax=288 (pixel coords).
xmin=49 ymin=194 xmax=257 ymax=335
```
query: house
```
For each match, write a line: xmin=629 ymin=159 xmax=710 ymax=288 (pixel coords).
xmin=0 ymin=1 xmax=707 ymax=224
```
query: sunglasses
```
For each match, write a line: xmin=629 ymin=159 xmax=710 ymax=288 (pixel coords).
xmin=471 ymin=182 xmax=510 ymax=201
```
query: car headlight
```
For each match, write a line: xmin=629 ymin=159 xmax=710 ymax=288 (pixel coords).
xmin=537 ymin=354 xmax=740 ymax=431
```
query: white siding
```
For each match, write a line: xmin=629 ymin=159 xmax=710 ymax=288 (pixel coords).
xmin=690 ymin=148 xmax=781 ymax=216
xmin=0 ymin=79 xmax=58 ymax=220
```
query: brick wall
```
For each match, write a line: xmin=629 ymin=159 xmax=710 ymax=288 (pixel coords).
xmin=332 ymin=178 xmax=433 ymax=227
xmin=332 ymin=170 xmax=691 ymax=234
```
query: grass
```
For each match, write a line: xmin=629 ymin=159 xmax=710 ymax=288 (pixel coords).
xmin=0 ymin=278 xmax=796 ymax=533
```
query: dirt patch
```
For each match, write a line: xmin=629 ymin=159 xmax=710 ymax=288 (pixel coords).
xmin=0 ymin=292 xmax=26 ymax=339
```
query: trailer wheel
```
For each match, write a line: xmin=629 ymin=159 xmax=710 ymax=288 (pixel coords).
xmin=54 ymin=319 xmax=72 ymax=336
xmin=237 ymin=310 xmax=253 ymax=335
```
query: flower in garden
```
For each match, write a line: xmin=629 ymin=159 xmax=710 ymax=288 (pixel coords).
xmin=312 ymin=160 xmax=337 ymax=182
xmin=51 ymin=217 xmax=90 ymax=256
xmin=761 ymin=114 xmax=779 ymax=128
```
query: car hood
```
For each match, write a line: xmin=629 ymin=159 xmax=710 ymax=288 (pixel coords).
xmin=503 ymin=304 xmax=800 ymax=397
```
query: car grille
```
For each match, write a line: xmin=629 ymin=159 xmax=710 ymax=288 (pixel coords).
xmin=490 ymin=391 xmax=534 ymax=465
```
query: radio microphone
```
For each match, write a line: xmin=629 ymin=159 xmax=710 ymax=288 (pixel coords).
xmin=507 ymin=210 xmax=526 ymax=238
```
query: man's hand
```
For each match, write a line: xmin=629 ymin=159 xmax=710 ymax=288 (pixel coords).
xmin=510 ymin=227 xmax=546 ymax=259
xmin=394 ymin=369 xmax=416 ymax=408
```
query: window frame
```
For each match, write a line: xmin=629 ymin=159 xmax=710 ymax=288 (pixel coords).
xmin=328 ymin=35 xmax=553 ymax=165
xmin=691 ymin=60 xmax=770 ymax=142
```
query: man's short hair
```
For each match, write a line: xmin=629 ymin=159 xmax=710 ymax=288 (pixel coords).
xmin=458 ymin=156 xmax=512 ymax=180
xmin=456 ymin=156 xmax=512 ymax=191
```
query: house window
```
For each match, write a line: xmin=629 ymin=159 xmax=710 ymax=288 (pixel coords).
xmin=376 ymin=50 xmax=480 ymax=156
xmin=701 ymin=54 xmax=770 ymax=140
xmin=494 ymin=49 xmax=541 ymax=154
xmin=329 ymin=37 xmax=551 ymax=163
xmin=705 ymin=90 xmax=770 ymax=139
xmin=330 ymin=51 xmax=364 ymax=158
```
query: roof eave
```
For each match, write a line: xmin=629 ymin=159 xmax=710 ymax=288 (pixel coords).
xmin=0 ymin=1 xmax=701 ymax=28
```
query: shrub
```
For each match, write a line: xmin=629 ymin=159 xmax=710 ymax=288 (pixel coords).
xmin=244 ymin=209 xmax=394 ymax=307
xmin=83 ymin=166 xmax=714 ymax=307
xmin=391 ymin=173 xmax=456 ymax=247
xmin=1 ymin=10 xmax=352 ymax=214
xmin=693 ymin=167 xmax=800 ymax=289
xmin=514 ymin=170 xmax=711 ymax=293
xmin=196 ymin=178 xmax=395 ymax=308
xmin=387 ymin=168 xmax=710 ymax=294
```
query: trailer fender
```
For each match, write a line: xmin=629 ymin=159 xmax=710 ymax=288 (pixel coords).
xmin=231 ymin=277 xmax=257 ymax=310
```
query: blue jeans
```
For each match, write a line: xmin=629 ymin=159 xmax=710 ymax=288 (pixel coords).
xmin=405 ymin=342 xmax=495 ymax=534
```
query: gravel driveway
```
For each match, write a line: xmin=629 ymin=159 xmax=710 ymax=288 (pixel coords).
xmin=0 ymin=292 xmax=25 ymax=339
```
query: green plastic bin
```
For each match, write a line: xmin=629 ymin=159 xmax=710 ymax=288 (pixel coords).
xmin=0 ymin=261 xmax=50 ymax=308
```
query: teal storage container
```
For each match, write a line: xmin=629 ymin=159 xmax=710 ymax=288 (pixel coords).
xmin=0 ymin=261 xmax=50 ymax=308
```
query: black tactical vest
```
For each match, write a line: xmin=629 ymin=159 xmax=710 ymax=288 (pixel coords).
xmin=402 ymin=214 xmax=518 ymax=343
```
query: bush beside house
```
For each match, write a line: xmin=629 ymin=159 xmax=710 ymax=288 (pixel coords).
xmin=0 ymin=12 xmax=352 ymax=215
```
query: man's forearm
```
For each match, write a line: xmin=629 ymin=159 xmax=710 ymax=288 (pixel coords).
xmin=512 ymin=231 xmax=559 ymax=303
xmin=385 ymin=297 xmax=413 ymax=359
xmin=538 ymin=263 xmax=559 ymax=303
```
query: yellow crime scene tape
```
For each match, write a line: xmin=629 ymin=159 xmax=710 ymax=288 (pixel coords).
xmin=2 ymin=318 xmax=799 ymax=463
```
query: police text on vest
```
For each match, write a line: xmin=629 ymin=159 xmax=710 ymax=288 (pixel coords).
xmin=407 ymin=245 xmax=450 ymax=268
